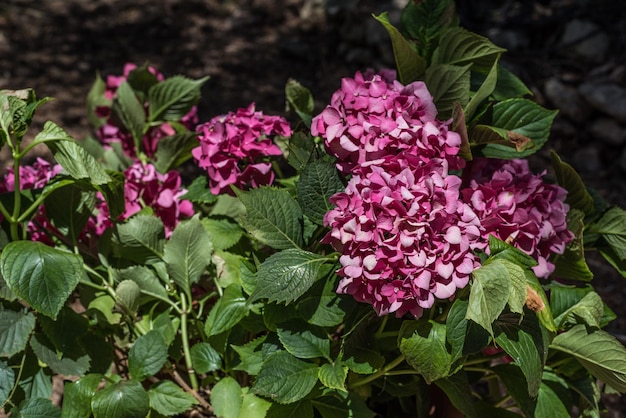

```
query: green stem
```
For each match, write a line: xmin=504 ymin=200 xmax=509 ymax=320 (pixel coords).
xmin=10 ymin=156 xmax=21 ymax=241
xmin=180 ymin=292 xmax=199 ymax=391
xmin=374 ymin=316 xmax=389 ymax=339
xmin=350 ymin=354 xmax=406 ymax=389
xmin=1 ymin=352 xmax=27 ymax=410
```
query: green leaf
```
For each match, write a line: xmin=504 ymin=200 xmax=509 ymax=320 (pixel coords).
xmin=464 ymin=58 xmax=499 ymax=121
xmin=164 ymin=215 xmax=212 ymax=292
xmin=424 ymin=63 xmax=471 ymax=119
xmin=30 ymin=333 xmax=90 ymax=376
xmin=128 ymin=331 xmax=168 ymax=381
xmin=61 ymin=374 xmax=103 ymax=418
xmin=267 ymin=400 xmax=314 ymax=418
xmin=492 ymin=65 xmax=532 ymax=100
xmin=400 ymin=0 xmax=457 ymax=62
xmin=180 ymin=176 xmax=217 ymax=204
xmin=253 ymin=351 xmax=318 ymax=404
xmin=492 ymin=364 xmax=536 ymax=417
xmin=126 ymin=65 xmax=160 ymax=97
xmin=251 ymin=249 xmax=326 ymax=304
xmin=111 ymin=81 xmax=145 ymax=147
xmin=15 ymin=397 xmax=61 ymax=418
xmin=286 ymin=132 xmax=315 ymax=171
xmin=112 ymin=215 xmax=165 ymax=264
xmin=18 ymin=363 xmax=53 ymax=402
xmin=312 ymin=394 xmax=375 ymax=418
xmin=94 ymin=170 xmax=126 ymax=219
xmin=296 ymin=158 xmax=344 ymax=225
xmin=494 ymin=313 xmax=548 ymax=397
xmin=205 ymin=285 xmax=248 ymax=336
xmin=0 ymin=309 xmax=35 ymax=357
xmin=148 ymin=381 xmax=197 ymax=416
xmin=535 ymin=372 xmax=572 ymax=418
xmin=237 ymin=187 xmax=304 ymax=250
xmin=466 ymin=261 xmax=510 ymax=337
xmin=212 ymin=377 xmax=242 ymax=418
xmin=550 ymin=325 xmax=626 ymax=392
xmin=91 ymin=380 xmax=150 ymax=418
xmin=554 ymin=291 xmax=604 ymax=329
xmin=471 ymin=98 xmax=558 ymax=159
xmin=297 ymin=273 xmax=351 ymax=327
xmin=277 ymin=320 xmax=330 ymax=360
xmin=238 ymin=390 xmax=272 ymax=418
xmin=201 ymin=218 xmax=243 ymax=251
xmin=117 ymin=266 xmax=169 ymax=304
xmin=285 ymin=79 xmax=314 ymax=126
xmin=0 ymin=361 xmax=15 ymax=406
xmin=38 ymin=306 xmax=88 ymax=353
xmin=148 ymin=75 xmax=208 ymax=122
xmin=550 ymin=152 xmax=594 ymax=215
xmin=154 ymin=132 xmax=198 ymax=173
xmin=399 ymin=320 xmax=452 ymax=383
xmin=590 ymin=207 xmax=626 ymax=262
xmin=190 ymin=342 xmax=222 ymax=374
xmin=434 ymin=371 xmax=477 ymax=418
xmin=1 ymin=241 xmax=85 ymax=319
xmin=115 ymin=280 xmax=141 ymax=313
xmin=432 ymin=27 xmax=505 ymax=71
xmin=374 ymin=12 xmax=426 ymax=83
xmin=446 ymin=298 xmax=490 ymax=363
xmin=550 ymin=285 xmax=614 ymax=329
xmin=47 ymin=136 xmax=112 ymax=185
xmin=212 ymin=250 xmax=245 ymax=289
xmin=552 ymin=209 xmax=593 ymax=281
xmin=318 ymin=362 xmax=348 ymax=392
xmin=44 ymin=184 xmax=96 ymax=241
xmin=232 ymin=335 xmax=267 ymax=376
xmin=30 ymin=120 xmax=73 ymax=147
xmin=212 ymin=194 xmax=246 ymax=218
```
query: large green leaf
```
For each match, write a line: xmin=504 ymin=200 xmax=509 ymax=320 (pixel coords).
xmin=112 ymin=215 xmax=165 ymax=264
xmin=201 ymin=218 xmax=243 ymax=251
xmin=277 ymin=320 xmax=330 ymax=360
xmin=549 ymin=284 xmax=614 ymax=329
xmin=44 ymin=184 xmax=96 ymax=241
xmin=252 ymin=351 xmax=318 ymax=404
xmin=111 ymin=81 xmax=145 ymax=147
xmin=117 ymin=265 xmax=169 ymax=304
xmin=251 ymin=249 xmax=326 ymax=304
xmin=535 ymin=372 xmax=572 ymax=418
xmin=0 ymin=361 xmax=15 ymax=406
xmin=446 ymin=298 xmax=489 ymax=363
xmin=190 ymin=342 xmax=222 ymax=374
xmin=30 ymin=120 xmax=73 ymax=148
xmin=464 ymin=58 xmax=498 ymax=121
xmin=424 ymin=63 xmax=471 ymax=119
xmin=286 ymin=132 xmax=315 ymax=171
xmin=148 ymin=75 xmax=208 ymax=122
xmin=318 ymin=361 xmax=348 ymax=392
xmin=550 ymin=152 xmax=594 ymax=215
xmin=211 ymin=377 xmax=242 ymax=418
xmin=492 ymin=364 xmax=536 ymax=417
xmin=374 ymin=12 xmax=426 ymax=83
xmin=91 ymin=380 xmax=150 ymax=418
xmin=1 ymin=241 xmax=85 ymax=319
xmin=552 ymin=209 xmax=593 ymax=281
xmin=400 ymin=0 xmax=457 ymax=62
xmin=15 ymin=397 xmax=61 ymax=418
xmin=205 ymin=285 xmax=248 ymax=337
xmin=154 ymin=132 xmax=198 ymax=173
xmin=30 ymin=333 xmax=90 ymax=376
xmin=297 ymin=273 xmax=351 ymax=327
xmin=179 ymin=176 xmax=217 ymax=204
xmin=237 ymin=187 xmax=304 ymax=250
xmin=492 ymin=65 xmax=532 ymax=100
xmin=466 ymin=260 xmax=510 ymax=337
xmin=238 ymin=390 xmax=272 ymax=418
xmin=0 ymin=309 xmax=35 ymax=357
xmin=553 ymin=291 xmax=603 ymax=329
xmin=128 ymin=330 xmax=168 ymax=381
xmin=232 ymin=335 xmax=267 ymax=376
xmin=148 ymin=381 xmax=197 ymax=417
xmin=296 ymin=158 xmax=344 ymax=226
xmin=61 ymin=374 xmax=103 ymax=418
xmin=432 ymin=27 xmax=505 ymax=71
xmin=589 ymin=207 xmax=626 ymax=262
xmin=164 ymin=215 xmax=213 ymax=292
xmin=550 ymin=325 xmax=626 ymax=392
xmin=399 ymin=320 xmax=452 ymax=384
xmin=38 ymin=306 xmax=88 ymax=353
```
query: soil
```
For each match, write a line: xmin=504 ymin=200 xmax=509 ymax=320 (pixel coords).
xmin=1 ymin=0 xmax=626 ymax=416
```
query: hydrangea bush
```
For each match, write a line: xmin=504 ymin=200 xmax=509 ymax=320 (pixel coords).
xmin=1 ymin=1 xmax=626 ymax=417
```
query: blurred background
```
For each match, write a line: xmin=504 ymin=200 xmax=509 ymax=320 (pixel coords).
xmin=1 ymin=0 xmax=626 ymax=414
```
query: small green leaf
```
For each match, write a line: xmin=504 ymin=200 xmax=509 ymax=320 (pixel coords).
xmin=237 ymin=187 xmax=304 ymax=250
xmin=1 ymin=241 xmax=85 ymax=319
xmin=46 ymin=134 xmax=112 ymax=185
xmin=128 ymin=331 xmax=168 ymax=381
xmin=148 ymin=381 xmax=197 ymax=416
xmin=0 ymin=361 xmax=15 ymax=406
xmin=492 ymin=65 xmax=532 ymax=100
xmin=550 ymin=284 xmax=614 ymax=329
xmin=400 ymin=0 xmax=457 ymax=62
xmin=31 ymin=120 xmax=74 ymax=146
xmin=154 ymin=132 xmax=198 ymax=173
xmin=296 ymin=158 xmax=344 ymax=225
xmin=286 ymin=132 xmax=315 ymax=171
xmin=466 ymin=261 xmax=510 ymax=337
xmin=111 ymin=81 xmax=145 ymax=147
xmin=285 ymin=79 xmax=314 ymax=126
xmin=190 ymin=342 xmax=222 ymax=374
xmin=164 ymin=215 xmax=213 ymax=292
xmin=0 ymin=309 xmax=35 ymax=357
xmin=589 ymin=207 xmax=626 ymax=262
xmin=251 ymin=249 xmax=326 ymax=304
xmin=432 ymin=27 xmax=505 ymax=71
xmin=180 ymin=176 xmax=217 ymax=204
xmin=446 ymin=298 xmax=490 ymax=362
xmin=91 ymin=380 xmax=150 ymax=418
xmin=44 ymin=184 xmax=96 ymax=241
xmin=464 ymin=58 xmax=499 ymax=121
xmin=205 ymin=285 xmax=248 ymax=336
xmin=201 ymin=218 xmax=243 ymax=251
xmin=86 ymin=73 xmax=110 ymax=128
xmin=15 ymin=397 xmax=61 ymax=418
xmin=550 ymin=152 xmax=594 ymax=215
xmin=61 ymin=374 xmax=103 ymax=418
xmin=232 ymin=335 xmax=267 ymax=376
xmin=374 ymin=12 xmax=426 ymax=83
xmin=30 ymin=333 xmax=90 ymax=377
xmin=318 ymin=362 xmax=348 ymax=392
xmin=399 ymin=320 xmax=452 ymax=384
xmin=148 ymin=75 xmax=208 ymax=122
xmin=424 ymin=63 xmax=471 ymax=119
xmin=552 ymin=209 xmax=593 ymax=281
xmin=550 ymin=325 xmax=626 ymax=392
xmin=126 ymin=65 xmax=160 ymax=97
xmin=115 ymin=280 xmax=141 ymax=313
xmin=212 ymin=377 xmax=242 ymax=418
xmin=297 ymin=274 xmax=351 ymax=327
xmin=277 ymin=320 xmax=330 ymax=360
xmin=253 ymin=351 xmax=318 ymax=404
xmin=112 ymin=215 xmax=165 ymax=264
xmin=554 ymin=291 xmax=604 ymax=329
xmin=117 ymin=266 xmax=169 ymax=303
xmin=238 ymin=390 xmax=272 ymax=418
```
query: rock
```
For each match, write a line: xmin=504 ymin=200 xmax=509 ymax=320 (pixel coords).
xmin=560 ymin=19 xmax=610 ymax=63
xmin=544 ymin=77 xmax=592 ymax=121
xmin=619 ymin=148 xmax=626 ymax=172
xmin=589 ymin=118 xmax=626 ymax=146
xmin=579 ymin=82 xmax=626 ymax=123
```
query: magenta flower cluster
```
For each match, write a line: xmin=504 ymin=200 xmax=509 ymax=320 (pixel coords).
xmin=311 ymin=69 xmax=464 ymax=174
xmin=96 ymin=63 xmax=198 ymax=159
xmin=461 ymin=158 xmax=574 ymax=278
xmin=192 ymin=103 xmax=291 ymax=195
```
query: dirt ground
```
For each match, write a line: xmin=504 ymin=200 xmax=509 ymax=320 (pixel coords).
xmin=1 ymin=0 xmax=626 ymax=415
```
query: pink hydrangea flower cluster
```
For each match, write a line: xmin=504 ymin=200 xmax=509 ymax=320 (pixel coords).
xmin=83 ymin=162 xmax=193 ymax=241
xmin=461 ymin=158 xmax=574 ymax=278
xmin=192 ymin=103 xmax=292 ymax=195
xmin=322 ymin=155 xmax=482 ymax=317
xmin=96 ymin=63 xmax=198 ymax=159
xmin=311 ymin=69 xmax=464 ymax=173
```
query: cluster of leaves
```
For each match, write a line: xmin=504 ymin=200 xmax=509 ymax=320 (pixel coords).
xmin=0 ymin=0 xmax=625 ymax=417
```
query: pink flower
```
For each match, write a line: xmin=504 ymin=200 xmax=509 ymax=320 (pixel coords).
xmin=461 ymin=158 xmax=574 ymax=278
xmin=192 ymin=103 xmax=291 ymax=195
xmin=323 ymin=155 xmax=482 ymax=317
xmin=311 ymin=70 xmax=463 ymax=173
